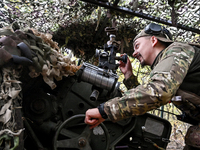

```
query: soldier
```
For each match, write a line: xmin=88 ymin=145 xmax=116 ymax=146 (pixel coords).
xmin=84 ymin=23 xmax=200 ymax=150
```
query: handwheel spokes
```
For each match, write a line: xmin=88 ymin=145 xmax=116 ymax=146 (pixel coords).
xmin=56 ymin=138 xmax=79 ymax=149
xmin=60 ymin=128 xmax=79 ymax=138
xmin=79 ymin=125 xmax=92 ymax=140
xmin=54 ymin=114 xmax=109 ymax=150
xmin=56 ymin=137 xmax=92 ymax=150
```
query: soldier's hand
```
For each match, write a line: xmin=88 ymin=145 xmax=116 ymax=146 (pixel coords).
xmin=119 ymin=54 xmax=133 ymax=79
xmin=84 ymin=108 xmax=105 ymax=129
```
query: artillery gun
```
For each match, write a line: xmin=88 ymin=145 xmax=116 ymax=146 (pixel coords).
xmin=0 ymin=26 xmax=171 ymax=150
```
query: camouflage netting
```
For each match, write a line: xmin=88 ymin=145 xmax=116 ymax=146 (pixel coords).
xmin=1 ymin=0 xmax=200 ymax=60
xmin=0 ymin=25 xmax=81 ymax=149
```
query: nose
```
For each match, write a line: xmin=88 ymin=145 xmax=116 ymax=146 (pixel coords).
xmin=132 ymin=51 xmax=138 ymax=58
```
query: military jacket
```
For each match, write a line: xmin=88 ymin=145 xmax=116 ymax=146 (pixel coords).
xmin=104 ymin=42 xmax=195 ymax=122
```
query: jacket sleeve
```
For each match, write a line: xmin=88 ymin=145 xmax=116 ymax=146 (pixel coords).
xmin=123 ymin=74 xmax=140 ymax=90
xmin=104 ymin=43 xmax=195 ymax=122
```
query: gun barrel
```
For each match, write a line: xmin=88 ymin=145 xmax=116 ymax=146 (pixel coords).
xmin=79 ymin=63 xmax=118 ymax=91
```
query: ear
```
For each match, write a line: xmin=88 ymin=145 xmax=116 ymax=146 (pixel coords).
xmin=151 ymin=36 xmax=158 ymax=47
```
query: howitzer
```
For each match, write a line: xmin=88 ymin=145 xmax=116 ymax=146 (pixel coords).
xmin=0 ymin=27 xmax=172 ymax=150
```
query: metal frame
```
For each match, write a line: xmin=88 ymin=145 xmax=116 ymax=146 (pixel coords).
xmin=80 ymin=0 xmax=200 ymax=34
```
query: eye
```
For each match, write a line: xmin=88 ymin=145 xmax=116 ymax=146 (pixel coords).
xmin=134 ymin=43 xmax=139 ymax=50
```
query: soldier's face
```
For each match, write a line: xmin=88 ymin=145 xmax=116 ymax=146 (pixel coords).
xmin=133 ymin=36 xmax=153 ymax=66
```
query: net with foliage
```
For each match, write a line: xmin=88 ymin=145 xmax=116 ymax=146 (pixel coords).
xmin=1 ymin=0 xmax=200 ymax=59
xmin=0 ymin=0 xmax=200 ymax=149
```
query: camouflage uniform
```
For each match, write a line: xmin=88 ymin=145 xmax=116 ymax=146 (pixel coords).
xmin=104 ymin=42 xmax=195 ymax=122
